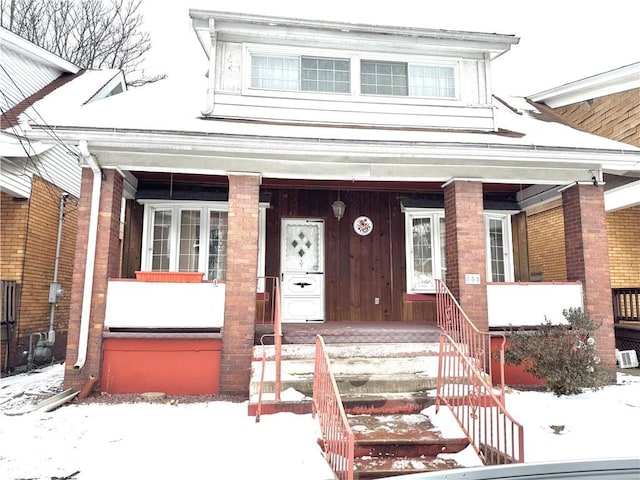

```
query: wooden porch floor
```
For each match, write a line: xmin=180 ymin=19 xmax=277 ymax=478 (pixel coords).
xmin=255 ymin=322 xmax=441 ymax=345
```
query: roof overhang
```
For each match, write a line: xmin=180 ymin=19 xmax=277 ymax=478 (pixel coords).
xmin=0 ymin=26 xmax=80 ymax=74
xmin=23 ymin=126 xmax=638 ymax=187
xmin=528 ymin=62 xmax=640 ymax=108
xmin=190 ymin=10 xmax=519 ymax=61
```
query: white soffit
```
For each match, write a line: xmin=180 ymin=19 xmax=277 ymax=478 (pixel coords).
xmin=605 ymin=180 xmax=640 ymax=212
xmin=528 ymin=62 xmax=640 ymax=108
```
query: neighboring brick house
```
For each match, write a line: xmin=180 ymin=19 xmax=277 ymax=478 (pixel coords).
xmin=17 ymin=11 xmax=640 ymax=396
xmin=528 ymin=62 xmax=640 ymax=361
xmin=0 ymin=27 xmax=126 ymax=372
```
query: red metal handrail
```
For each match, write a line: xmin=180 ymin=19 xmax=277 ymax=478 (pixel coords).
xmin=255 ymin=276 xmax=282 ymax=422
xmin=435 ymin=280 xmax=524 ymax=464
xmin=313 ymin=335 xmax=354 ymax=480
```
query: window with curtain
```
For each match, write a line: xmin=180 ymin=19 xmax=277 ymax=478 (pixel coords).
xmin=404 ymin=209 xmax=446 ymax=293
xmin=404 ymin=208 xmax=513 ymax=293
xmin=361 ymin=60 xmax=457 ymax=98
xmin=144 ymin=203 xmax=267 ymax=283
xmin=486 ymin=214 xmax=513 ymax=282
xmin=251 ymin=54 xmax=350 ymax=93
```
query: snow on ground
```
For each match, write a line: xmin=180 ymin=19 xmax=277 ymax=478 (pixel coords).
xmin=1 ymin=363 xmax=640 ymax=479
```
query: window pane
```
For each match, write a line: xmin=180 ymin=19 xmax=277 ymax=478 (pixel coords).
xmin=251 ymin=54 xmax=300 ymax=91
xmin=361 ymin=60 xmax=408 ymax=96
xmin=301 ymin=56 xmax=350 ymax=93
xmin=489 ymin=218 xmax=505 ymax=282
xmin=409 ymin=64 xmax=456 ymax=98
xmin=178 ymin=210 xmax=200 ymax=272
xmin=151 ymin=210 xmax=172 ymax=271
xmin=412 ymin=217 xmax=434 ymax=290
xmin=208 ymin=211 xmax=228 ymax=281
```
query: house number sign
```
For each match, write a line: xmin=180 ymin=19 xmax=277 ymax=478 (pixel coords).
xmin=353 ymin=216 xmax=373 ymax=236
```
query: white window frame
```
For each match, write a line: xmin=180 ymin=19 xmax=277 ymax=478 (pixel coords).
xmin=360 ymin=59 xmax=459 ymax=99
xmin=484 ymin=212 xmax=515 ymax=283
xmin=403 ymin=207 xmax=446 ymax=294
xmin=403 ymin=207 xmax=515 ymax=293
xmin=140 ymin=201 xmax=267 ymax=282
xmin=242 ymin=44 xmax=461 ymax=104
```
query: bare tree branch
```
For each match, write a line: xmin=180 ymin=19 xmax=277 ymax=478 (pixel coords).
xmin=1 ymin=0 xmax=164 ymax=86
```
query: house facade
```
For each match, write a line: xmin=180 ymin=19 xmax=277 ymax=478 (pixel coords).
xmin=20 ymin=12 xmax=640 ymax=395
xmin=528 ymin=62 xmax=640 ymax=361
xmin=0 ymin=27 xmax=127 ymax=372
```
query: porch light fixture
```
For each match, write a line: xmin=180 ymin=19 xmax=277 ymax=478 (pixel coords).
xmin=332 ymin=192 xmax=346 ymax=221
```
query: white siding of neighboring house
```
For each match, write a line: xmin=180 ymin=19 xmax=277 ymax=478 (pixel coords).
xmin=211 ymin=40 xmax=495 ymax=131
xmin=0 ymin=144 xmax=80 ymax=198
xmin=0 ymin=46 xmax=61 ymax=110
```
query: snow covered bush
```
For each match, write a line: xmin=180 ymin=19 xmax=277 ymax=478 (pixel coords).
xmin=503 ymin=307 xmax=610 ymax=396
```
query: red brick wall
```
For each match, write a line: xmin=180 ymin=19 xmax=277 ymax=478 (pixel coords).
xmin=64 ymin=168 xmax=123 ymax=391
xmin=606 ymin=206 xmax=640 ymax=288
xmin=444 ymin=181 xmax=488 ymax=331
xmin=1 ymin=177 xmax=78 ymax=370
xmin=562 ymin=184 xmax=616 ymax=374
xmin=220 ymin=173 xmax=261 ymax=395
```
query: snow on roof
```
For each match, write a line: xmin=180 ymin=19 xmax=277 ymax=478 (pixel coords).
xmin=24 ymin=75 xmax=640 ymax=159
xmin=20 ymin=69 xmax=125 ymax=126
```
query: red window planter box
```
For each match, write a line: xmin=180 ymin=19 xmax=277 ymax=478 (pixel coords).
xmin=134 ymin=271 xmax=205 ymax=283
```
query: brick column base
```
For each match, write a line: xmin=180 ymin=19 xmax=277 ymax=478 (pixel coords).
xmin=64 ymin=168 xmax=123 ymax=391
xmin=562 ymin=183 xmax=616 ymax=376
xmin=220 ymin=173 xmax=261 ymax=395
xmin=444 ymin=181 xmax=488 ymax=331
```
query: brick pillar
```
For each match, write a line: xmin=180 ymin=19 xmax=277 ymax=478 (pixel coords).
xmin=220 ymin=173 xmax=261 ymax=395
xmin=64 ymin=168 xmax=123 ymax=391
xmin=444 ymin=181 xmax=488 ymax=331
xmin=562 ymin=183 xmax=616 ymax=375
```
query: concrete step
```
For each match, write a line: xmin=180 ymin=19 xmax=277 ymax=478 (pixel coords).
xmin=350 ymin=413 xmax=469 ymax=479
xmin=250 ymin=342 xmax=441 ymax=398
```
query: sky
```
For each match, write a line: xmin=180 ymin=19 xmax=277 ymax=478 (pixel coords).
xmin=1 ymin=362 xmax=639 ymax=479
xmin=138 ymin=0 xmax=639 ymax=97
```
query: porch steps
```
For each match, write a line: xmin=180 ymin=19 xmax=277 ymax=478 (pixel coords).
xmin=249 ymin=342 xmax=478 ymax=477
xmin=349 ymin=413 xmax=469 ymax=479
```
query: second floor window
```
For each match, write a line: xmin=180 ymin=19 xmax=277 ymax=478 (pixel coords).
xmin=361 ymin=60 xmax=456 ymax=98
xmin=251 ymin=54 xmax=350 ymax=93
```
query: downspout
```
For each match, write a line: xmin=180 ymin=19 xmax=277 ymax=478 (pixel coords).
xmin=74 ymin=140 xmax=101 ymax=369
xmin=201 ymin=18 xmax=217 ymax=115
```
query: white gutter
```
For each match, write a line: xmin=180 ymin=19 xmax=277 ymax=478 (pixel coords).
xmin=74 ymin=140 xmax=101 ymax=369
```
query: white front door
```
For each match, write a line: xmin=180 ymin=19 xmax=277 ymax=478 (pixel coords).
xmin=280 ymin=218 xmax=325 ymax=323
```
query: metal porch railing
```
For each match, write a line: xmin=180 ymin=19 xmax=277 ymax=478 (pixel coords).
xmin=435 ymin=280 xmax=525 ymax=465
xmin=613 ymin=288 xmax=640 ymax=322
xmin=255 ymin=276 xmax=282 ymax=422
xmin=313 ymin=335 xmax=354 ymax=480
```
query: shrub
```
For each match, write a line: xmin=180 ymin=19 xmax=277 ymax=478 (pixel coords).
xmin=503 ymin=307 xmax=609 ymax=396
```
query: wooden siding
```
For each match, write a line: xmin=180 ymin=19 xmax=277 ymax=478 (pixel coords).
xmin=264 ymin=188 xmax=436 ymax=323
xmin=526 ymin=203 xmax=567 ymax=282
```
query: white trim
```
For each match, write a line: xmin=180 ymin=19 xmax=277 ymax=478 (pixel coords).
xmin=140 ymin=200 xmax=267 ymax=280
xmin=404 ymin=208 xmax=445 ymax=294
xmin=242 ymin=43 xmax=463 ymax=105
xmin=605 ymin=180 xmax=640 ymax=212
xmin=528 ymin=62 xmax=640 ymax=108
xmin=484 ymin=212 xmax=514 ymax=283
xmin=0 ymin=26 xmax=80 ymax=74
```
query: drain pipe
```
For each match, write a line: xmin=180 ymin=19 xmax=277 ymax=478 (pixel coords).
xmin=45 ymin=192 xmax=69 ymax=346
xmin=74 ymin=140 xmax=101 ymax=370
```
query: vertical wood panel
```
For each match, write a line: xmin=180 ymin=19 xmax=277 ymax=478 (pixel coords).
xmin=263 ymin=188 xmax=437 ymax=323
